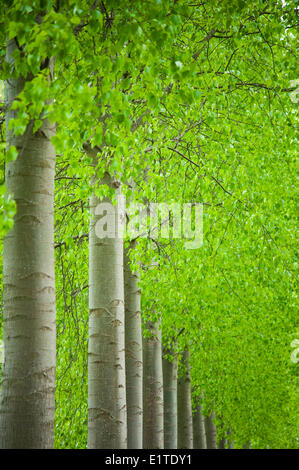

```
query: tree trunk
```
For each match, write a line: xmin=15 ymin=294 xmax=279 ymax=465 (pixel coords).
xmin=0 ymin=39 xmax=56 ymax=448
xmin=227 ymin=429 xmax=234 ymax=449
xmin=177 ymin=350 xmax=193 ymax=449
xmin=242 ymin=442 xmax=251 ymax=449
xmin=88 ymin=172 xmax=127 ymax=448
xmin=193 ymin=404 xmax=206 ymax=449
xmin=143 ymin=321 xmax=164 ymax=448
xmin=217 ymin=418 xmax=225 ymax=448
xmin=205 ymin=412 xmax=217 ymax=449
xmin=218 ymin=438 xmax=226 ymax=449
xmin=124 ymin=245 xmax=143 ymax=449
xmin=163 ymin=349 xmax=178 ymax=449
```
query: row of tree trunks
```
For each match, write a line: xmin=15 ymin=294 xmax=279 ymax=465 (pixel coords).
xmin=0 ymin=100 xmax=229 ymax=452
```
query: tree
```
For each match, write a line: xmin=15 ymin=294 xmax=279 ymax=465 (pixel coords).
xmin=205 ymin=413 xmax=217 ymax=450
xmin=163 ymin=347 xmax=178 ymax=449
xmin=143 ymin=320 xmax=164 ymax=449
xmin=177 ymin=350 xmax=193 ymax=449
xmin=88 ymin=170 xmax=127 ymax=448
xmin=193 ymin=402 xmax=206 ymax=449
xmin=124 ymin=243 xmax=143 ymax=449
xmin=0 ymin=37 xmax=56 ymax=448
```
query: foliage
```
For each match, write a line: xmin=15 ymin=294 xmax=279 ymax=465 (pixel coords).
xmin=0 ymin=0 xmax=298 ymax=448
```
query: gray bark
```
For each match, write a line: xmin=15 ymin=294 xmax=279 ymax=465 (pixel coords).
xmin=242 ymin=442 xmax=251 ymax=449
xmin=205 ymin=412 xmax=217 ymax=449
xmin=227 ymin=429 xmax=234 ymax=448
xmin=143 ymin=321 xmax=164 ymax=448
xmin=88 ymin=172 xmax=127 ymax=448
xmin=177 ymin=350 xmax=193 ymax=449
xmin=0 ymin=39 xmax=56 ymax=448
xmin=193 ymin=404 xmax=206 ymax=449
xmin=217 ymin=418 xmax=228 ymax=448
xmin=218 ymin=438 xmax=226 ymax=449
xmin=163 ymin=349 xmax=178 ymax=449
xmin=124 ymin=246 xmax=143 ymax=449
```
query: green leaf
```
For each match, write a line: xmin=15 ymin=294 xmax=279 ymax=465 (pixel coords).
xmin=6 ymin=146 xmax=18 ymax=162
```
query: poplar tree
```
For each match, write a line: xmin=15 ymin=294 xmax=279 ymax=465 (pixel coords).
xmin=124 ymin=244 xmax=143 ymax=449
xmin=0 ymin=33 xmax=56 ymax=448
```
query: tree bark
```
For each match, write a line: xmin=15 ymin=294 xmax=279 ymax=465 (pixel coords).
xmin=217 ymin=418 xmax=225 ymax=448
xmin=88 ymin=172 xmax=127 ymax=448
xmin=177 ymin=350 xmax=193 ymax=449
xmin=0 ymin=39 xmax=56 ymax=448
xmin=242 ymin=442 xmax=251 ymax=449
xmin=143 ymin=321 xmax=164 ymax=448
xmin=163 ymin=349 xmax=178 ymax=449
xmin=193 ymin=404 xmax=206 ymax=449
xmin=205 ymin=412 xmax=217 ymax=449
xmin=218 ymin=438 xmax=226 ymax=449
xmin=124 ymin=246 xmax=143 ymax=449
xmin=227 ymin=429 xmax=234 ymax=449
